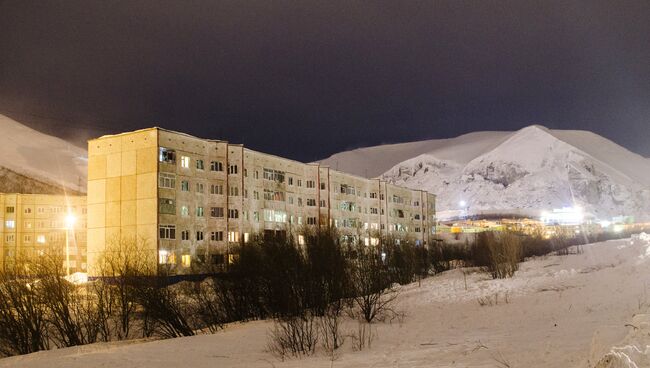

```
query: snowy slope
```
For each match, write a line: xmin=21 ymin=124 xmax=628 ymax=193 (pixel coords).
xmin=320 ymin=125 xmax=650 ymax=220
xmin=0 ymin=114 xmax=87 ymax=193
xmin=3 ymin=237 xmax=649 ymax=367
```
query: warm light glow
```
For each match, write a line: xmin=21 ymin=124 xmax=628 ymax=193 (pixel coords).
xmin=65 ymin=214 xmax=76 ymax=229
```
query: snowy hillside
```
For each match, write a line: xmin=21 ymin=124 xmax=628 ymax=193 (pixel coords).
xmin=319 ymin=125 xmax=650 ymax=220
xmin=3 ymin=237 xmax=648 ymax=367
xmin=0 ymin=114 xmax=87 ymax=193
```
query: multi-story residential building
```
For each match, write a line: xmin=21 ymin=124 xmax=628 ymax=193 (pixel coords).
xmin=87 ymin=128 xmax=435 ymax=275
xmin=0 ymin=193 xmax=87 ymax=272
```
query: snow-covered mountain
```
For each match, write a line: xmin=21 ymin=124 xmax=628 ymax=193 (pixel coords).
xmin=0 ymin=114 xmax=87 ymax=194
xmin=318 ymin=125 xmax=650 ymax=220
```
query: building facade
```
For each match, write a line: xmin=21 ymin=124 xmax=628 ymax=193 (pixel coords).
xmin=87 ymin=128 xmax=435 ymax=274
xmin=0 ymin=193 xmax=87 ymax=272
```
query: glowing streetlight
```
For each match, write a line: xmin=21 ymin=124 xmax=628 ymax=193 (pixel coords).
xmin=64 ymin=213 xmax=76 ymax=276
xmin=459 ymin=200 xmax=467 ymax=208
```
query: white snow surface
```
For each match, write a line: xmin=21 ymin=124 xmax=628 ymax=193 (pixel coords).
xmin=318 ymin=125 xmax=650 ymax=220
xmin=0 ymin=114 xmax=87 ymax=193
xmin=4 ymin=237 xmax=650 ymax=367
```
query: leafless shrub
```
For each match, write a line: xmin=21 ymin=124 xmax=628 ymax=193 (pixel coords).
xmin=267 ymin=313 xmax=319 ymax=359
xmin=0 ymin=260 xmax=49 ymax=356
xmin=183 ymin=279 xmax=225 ymax=333
xmin=350 ymin=246 xmax=399 ymax=323
xmin=350 ymin=321 xmax=375 ymax=351
xmin=477 ymin=291 xmax=510 ymax=307
xmin=318 ymin=304 xmax=345 ymax=354
xmin=478 ymin=232 xmax=521 ymax=279
xmin=95 ymin=237 xmax=155 ymax=340
xmin=133 ymin=277 xmax=195 ymax=339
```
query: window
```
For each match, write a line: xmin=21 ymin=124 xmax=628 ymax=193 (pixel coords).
xmin=210 ymin=207 xmax=224 ymax=218
xmin=180 ymin=156 xmax=190 ymax=168
xmin=243 ymin=233 xmax=250 ymax=243
xmin=229 ymin=186 xmax=239 ymax=196
xmin=307 ymin=217 xmax=317 ymax=225
xmin=36 ymin=235 xmax=46 ymax=244
xmin=288 ymin=177 xmax=293 ymax=185
xmin=370 ymin=192 xmax=378 ymax=199
xmin=340 ymin=184 xmax=355 ymax=195
xmin=414 ymin=214 xmax=420 ymax=220
xmin=415 ymin=227 xmax=421 ymax=232
xmin=158 ymin=250 xmax=174 ymax=264
xmin=158 ymin=198 xmax=175 ymax=215
xmin=5 ymin=206 xmax=14 ymax=213
xmin=370 ymin=207 xmax=379 ymax=214
xmin=158 ymin=173 xmax=176 ymax=189
xmin=263 ymin=209 xmax=287 ymax=223
xmin=181 ymin=180 xmax=190 ymax=191
xmin=320 ymin=182 xmax=326 ymax=190
xmin=210 ymin=184 xmax=223 ymax=195
xmin=196 ymin=182 xmax=204 ymax=193
xmin=159 ymin=225 xmax=176 ymax=239
xmin=306 ymin=180 xmax=315 ymax=188
xmin=181 ymin=255 xmax=191 ymax=267
xmin=210 ymin=161 xmax=223 ymax=171
xmin=181 ymin=230 xmax=190 ymax=241
xmin=5 ymin=235 xmax=15 ymax=243
xmin=24 ymin=207 xmax=32 ymax=214
xmin=181 ymin=206 xmax=189 ymax=217
xmin=297 ymin=179 xmax=302 ymax=187
xmin=228 ymin=231 xmax=239 ymax=242
xmin=196 ymin=207 xmax=204 ymax=217
xmin=24 ymin=235 xmax=32 ymax=243
xmin=253 ymin=191 xmax=260 ymax=200
xmin=159 ymin=148 xmax=176 ymax=163
xmin=196 ymin=159 xmax=204 ymax=170
xmin=211 ymin=231 xmax=224 ymax=241
xmin=196 ymin=231 xmax=204 ymax=241
xmin=5 ymin=220 xmax=15 ymax=229
xmin=263 ymin=168 xmax=285 ymax=183
xmin=306 ymin=198 xmax=316 ymax=206
xmin=253 ymin=211 xmax=259 ymax=222
xmin=229 ymin=165 xmax=238 ymax=174
xmin=320 ymin=200 xmax=326 ymax=207
xmin=263 ymin=189 xmax=285 ymax=201
xmin=24 ymin=221 xmax=32 ymax=229
xmin=228 ymin=209 xmax=239 ymax=219
xmin=297 ymin=197 xmax=303 ymax=207
xmin=413 ymin=201 xmax=420 ymax=206
xmin=298 ymin=235 xmax=305 ymax=246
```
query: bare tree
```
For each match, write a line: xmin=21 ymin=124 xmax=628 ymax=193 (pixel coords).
xmin=350 ymin=245 xmax=399 ymax=323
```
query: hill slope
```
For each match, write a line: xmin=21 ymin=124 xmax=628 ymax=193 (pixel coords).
xmin=319 ymin=125 xmax=650 ymax=220
xmin=0 ymin=114 xmax=87 ymax=193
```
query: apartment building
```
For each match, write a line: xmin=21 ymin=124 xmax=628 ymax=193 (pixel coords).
xmin=0 ymin=193 xmax=87 ymax=272
xmin=87 ymin=128 xmax=435 ymax=275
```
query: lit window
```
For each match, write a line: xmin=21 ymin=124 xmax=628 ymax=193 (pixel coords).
xmin=181 ymin=254 xmax=191 ymax=267
xmin=5 ymin=220 xmax=15 ymax=229
xmin=228 ymin=231 xmax=239 ymax=242
xmin=298 ymin=235 xmax=305 ymax=246
xmin=181 ymin=206 xmax=189 ymax=217
xmin=196 ymin=207 xmax=204 ymax=217
xmin=180 ymin=156 xmax=190 ymax=168
xmin=243 ymin=233 xmax=250 ymax=243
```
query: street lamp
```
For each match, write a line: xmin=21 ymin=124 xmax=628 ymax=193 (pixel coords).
xmin=64 ymin=213 xmax=76 ymax=276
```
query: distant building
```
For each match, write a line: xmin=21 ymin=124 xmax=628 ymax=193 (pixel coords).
xmin=0 ymin=193 xmax=87 ymax=271
xmin=87 ymin=128 xmax=436 ymax=275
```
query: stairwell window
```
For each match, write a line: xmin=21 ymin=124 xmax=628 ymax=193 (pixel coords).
xmin=229 ymin=165 xmax=238 ymax=174
xmin=180 ymin=156 xmax=190 ymax=168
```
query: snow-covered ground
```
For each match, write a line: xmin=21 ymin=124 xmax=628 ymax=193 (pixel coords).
xmin=3 ymin=237 xmax=649 ymax=368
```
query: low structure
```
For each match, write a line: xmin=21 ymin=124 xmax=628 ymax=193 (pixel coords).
xmin=0 ymin=193 xmax=87 ymax=272
xmin=87 ymin=128 xmax=436 ymax=274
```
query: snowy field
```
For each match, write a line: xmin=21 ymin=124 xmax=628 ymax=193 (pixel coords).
xmin=3 ymin=237 xmax=649 ymax=368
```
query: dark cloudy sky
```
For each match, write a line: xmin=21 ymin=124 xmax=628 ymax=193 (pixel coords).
xmin=1 ymin=1 xmax=649 ymax=161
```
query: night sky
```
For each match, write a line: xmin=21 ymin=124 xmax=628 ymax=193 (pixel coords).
xmin=1 ymin=1 xmax=649 ymax=162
